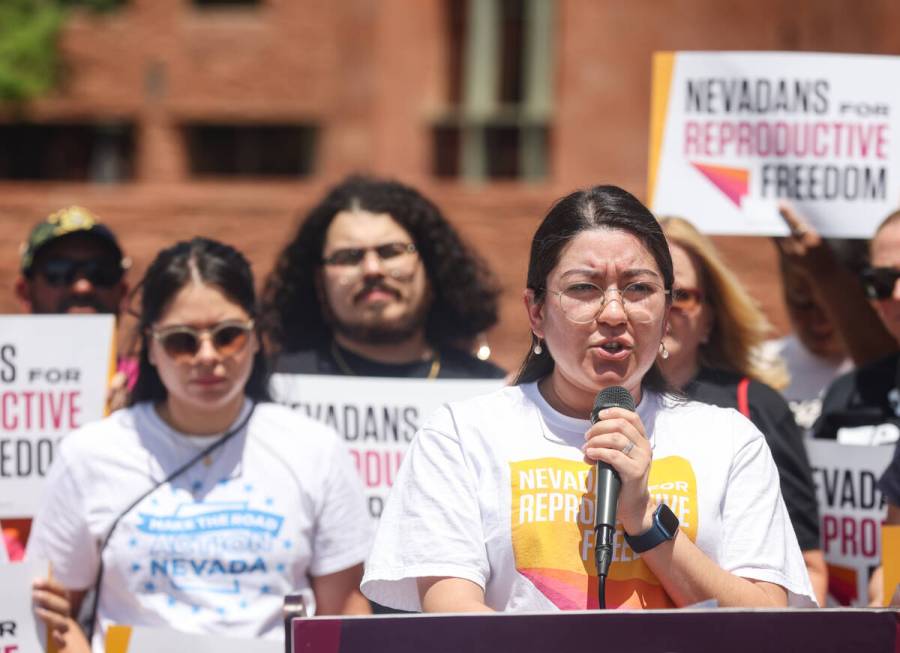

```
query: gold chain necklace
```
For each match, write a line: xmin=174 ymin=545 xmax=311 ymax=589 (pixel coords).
xmin=330 ymin=340 xmax=441 ymax=380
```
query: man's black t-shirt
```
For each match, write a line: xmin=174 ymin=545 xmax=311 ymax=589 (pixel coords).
xmin=685 ymin=367 xmax=821 ymax=551
xmin=813 ymin=352 xmax=900 ymax=445
xmin=273 ymin=342 xmax=508 ymax=379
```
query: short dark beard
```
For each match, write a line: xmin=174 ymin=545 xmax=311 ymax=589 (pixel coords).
xmin=330 ymin=318 xmax=423 ymax=345
xmin=58 ymin=295 xmax=114 ymax=313
xmin=30 ymin=293 xmax=113 ymax=314
xmin=324 ymin=295 xmax=430 ymax=347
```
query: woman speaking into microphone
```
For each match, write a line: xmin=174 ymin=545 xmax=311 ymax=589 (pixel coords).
xmin=362 ymin=185 xmax=815 ymax=612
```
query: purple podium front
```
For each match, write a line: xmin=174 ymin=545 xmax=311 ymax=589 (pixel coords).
xmin=290 ymin=609 xmax=899 ymax=653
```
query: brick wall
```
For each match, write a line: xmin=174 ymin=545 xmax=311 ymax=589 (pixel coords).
xmin=2 ymin=0 xmax=898 ymax=372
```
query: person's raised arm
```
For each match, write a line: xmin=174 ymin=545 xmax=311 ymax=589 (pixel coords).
xmin=775 ymin=204 xmax=896 ymax=366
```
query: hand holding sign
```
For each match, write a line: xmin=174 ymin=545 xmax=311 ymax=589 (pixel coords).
xmin=31 ymin=577 xmax=76 ymax=650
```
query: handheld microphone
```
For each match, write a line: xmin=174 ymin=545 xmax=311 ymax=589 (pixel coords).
xmin=590 ymin=386 xmax=635 ymax=605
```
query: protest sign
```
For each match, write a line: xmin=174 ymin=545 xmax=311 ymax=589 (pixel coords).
xmin=807 ymin=439 xmax=892 ymax=605
xmin=269 ymin=375 xmax=503 ymax=519
xmin=0 ymin=560 xmax=48 ymax=653
xmin=0 ymin=315 xmax=115 ymax=519
xmin=648 ymin=51 xmax=900 ymax=237
xmin=105 ymin=625 xmax=280 ymax=653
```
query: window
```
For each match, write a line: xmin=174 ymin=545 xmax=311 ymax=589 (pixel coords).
xmin=184 ymin=124 xmax=317 ymax=178
xmin=0 ymin=122 xmax=134 ymax=182
xmin=433 ymin=0 xmax=554 ymax=181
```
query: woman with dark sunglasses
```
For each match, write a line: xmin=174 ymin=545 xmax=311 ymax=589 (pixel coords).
xmin=26 ymin=237 xmax=371 ymax=651
xmin=656 ymin=217 xmax=827 ymax=606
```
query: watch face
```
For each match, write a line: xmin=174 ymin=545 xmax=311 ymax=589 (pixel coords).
xmin=657 ymin=503 xmax=680 ymax=535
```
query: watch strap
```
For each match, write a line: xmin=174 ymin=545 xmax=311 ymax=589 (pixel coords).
xmin=624 ymin=503 xmax=679 ymax=553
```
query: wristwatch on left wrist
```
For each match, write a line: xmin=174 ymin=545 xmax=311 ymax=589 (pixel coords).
xmin=624 ymin=503 xmax=679 ymax=553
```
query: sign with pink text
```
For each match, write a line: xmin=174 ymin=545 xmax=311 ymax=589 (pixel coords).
xmin=0 ymin=315 xmax=115 ymax=519
xmin=0 ymin=560 xmax=48 ymax=653
xmin=807 ymin=439 xmax=892 ymax=606
xmin=648 ymin=51 xmax=900 ymax=237
xmin=269 ymin=375 xmax=503 ymax=520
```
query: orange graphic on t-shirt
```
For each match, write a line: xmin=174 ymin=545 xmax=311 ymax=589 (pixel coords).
xmin=509 ymin=456 xmax=698 ymax=609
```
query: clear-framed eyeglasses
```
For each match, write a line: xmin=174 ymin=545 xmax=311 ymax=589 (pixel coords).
xmin=321 ymin=242 xmax=419 ymax=281
xmin=547 ymin=281 xmax=670 ymax=324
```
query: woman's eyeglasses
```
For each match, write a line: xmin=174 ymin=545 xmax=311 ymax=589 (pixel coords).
xmin=861 ymin=267 xmax=900 ymax=300
xmin=549 ymin=281 xmax=669 ymax=324
xmin=33 ymin=257 xmax=124 ymax=288
xmin=671 ymin=287 xmax=705 ymax=313
xmin=151 ymin=320 xmax=255 ymax=361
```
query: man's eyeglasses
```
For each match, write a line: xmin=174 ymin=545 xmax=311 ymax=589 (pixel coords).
xmin=548 ymin=281 xmax=670 ymax=325
xmin=671 ymin=287 xmax=704 ymax=313
xmin=34 ymin=258 xmax=124 ymax=288
xmin=322 ymin=242 xmax=417 ymax=267
xmin=151 ymin=320 xmax=255 ymax=362
xmin=861 ymin=267 xmax=900 ymax=300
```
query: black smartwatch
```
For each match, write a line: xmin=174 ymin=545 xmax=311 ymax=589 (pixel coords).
xmin=624 ymin=503 xmax=679 ymax=553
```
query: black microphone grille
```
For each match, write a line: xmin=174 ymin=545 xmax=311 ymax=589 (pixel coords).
xmin=591 ymin=386 xmax=635 ymax=423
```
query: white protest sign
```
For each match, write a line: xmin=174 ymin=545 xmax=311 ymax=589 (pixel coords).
xmin=648 ymin=51 xmax=900 ymax=237
xmin=807 ymin=439 xmax=892 ymax=606
xmin=105 ymin=625 xmax=280 ymax=653
xmin=0 ymin=560 xmax=48 ymax=653
xmin=269 ymin=375 xmax=503 ymax=519
xmin=0 ymin=315 xmax=115 ymax=518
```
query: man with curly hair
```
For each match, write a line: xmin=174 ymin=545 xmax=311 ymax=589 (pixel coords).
xmin=262 ymin=176 xmax=506 ymax=379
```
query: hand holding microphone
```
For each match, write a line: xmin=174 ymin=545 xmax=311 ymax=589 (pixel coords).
xmin=583 ymin=386 xmax=654 ymax=598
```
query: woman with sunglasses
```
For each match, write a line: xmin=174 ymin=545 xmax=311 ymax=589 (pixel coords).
xmin=657 ymin=217 xmax=826 ymax=606
xmin=27 ymin=237 xmax=371 ymax=651
xmin=361 ymin=186 xmax=814 ymax=613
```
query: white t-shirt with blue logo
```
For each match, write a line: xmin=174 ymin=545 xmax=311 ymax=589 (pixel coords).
xmin=27 ymin=400 xmax=370 ymax=650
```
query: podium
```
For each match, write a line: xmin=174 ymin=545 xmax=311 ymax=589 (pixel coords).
xmin=289 ymin=609 xmax=899 ymax=653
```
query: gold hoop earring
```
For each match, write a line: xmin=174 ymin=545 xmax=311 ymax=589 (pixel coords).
xmin=658 ymin=341 xmax=669 ymax=360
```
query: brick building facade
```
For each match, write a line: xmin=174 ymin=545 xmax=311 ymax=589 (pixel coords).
xmin=2 ymin=0 xmax=899 ymax=370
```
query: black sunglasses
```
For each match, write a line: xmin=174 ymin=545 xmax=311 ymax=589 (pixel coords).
xmin=34 ymin=257 xmax=124 ymax=288
xmin=861 ymin=267 xmax=900 ymax=300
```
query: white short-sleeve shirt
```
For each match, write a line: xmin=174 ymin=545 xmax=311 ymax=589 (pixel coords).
xmin=362 ymin=384 xmax=816 ymax=611
xmin=27 ymin=400 xmax=371 ymax=650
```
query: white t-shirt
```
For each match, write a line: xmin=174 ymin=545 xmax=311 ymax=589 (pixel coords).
xmin=764 ymin=335 xmax=852 ymax=430
xmin=362 ymin=383 xmax=815 ymax=611
xmin=27 ymin=400 xmax=371 ymax=650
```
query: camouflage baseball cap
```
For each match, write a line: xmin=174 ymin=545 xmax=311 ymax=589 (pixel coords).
xmin=20 ymin=206 xmax=124 ymax=274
